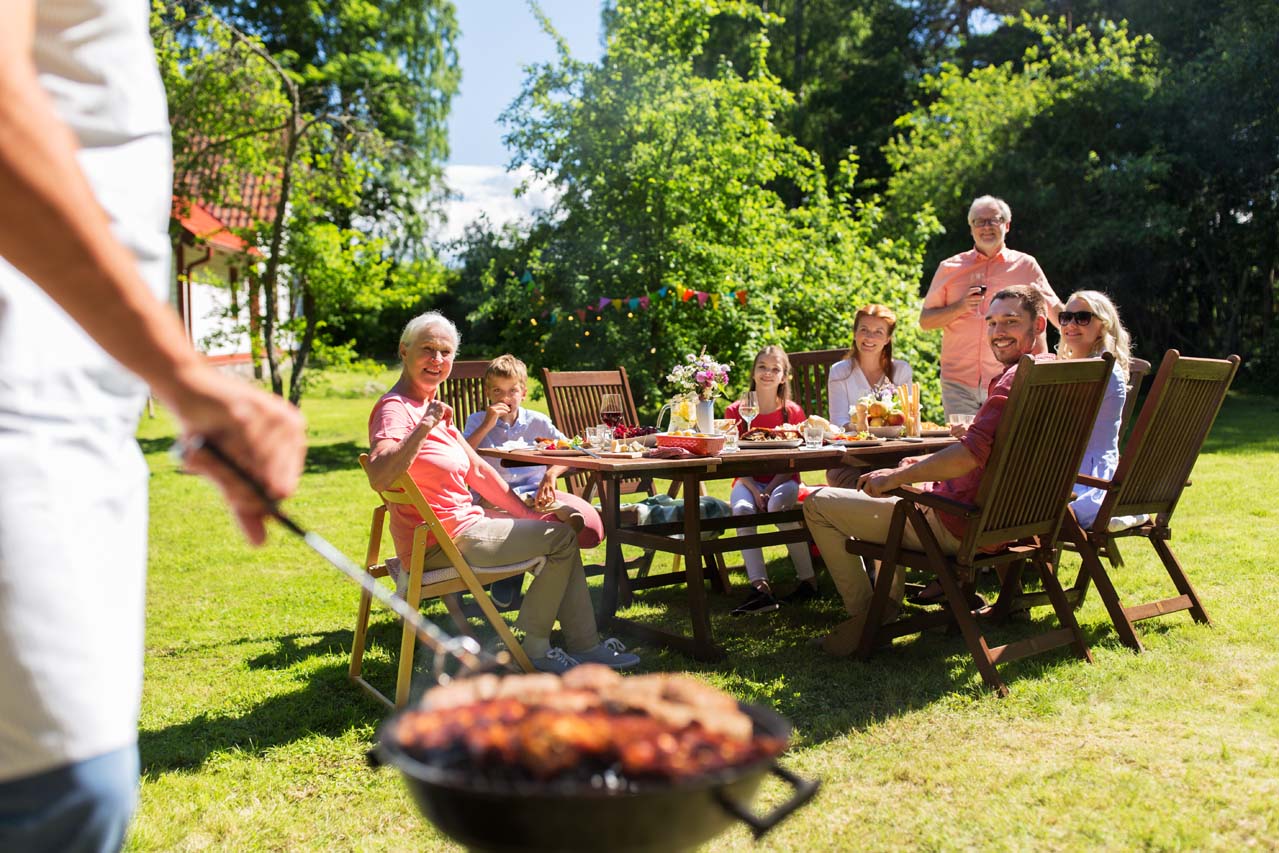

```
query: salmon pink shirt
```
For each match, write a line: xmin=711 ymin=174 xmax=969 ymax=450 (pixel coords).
xmin=923 ymin=247 xmax=1061 ymax=391
xmin=369 ymin=391 xmax=485 ymax=561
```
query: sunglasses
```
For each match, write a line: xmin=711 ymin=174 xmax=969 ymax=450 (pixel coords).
xmin=1058 ymin=310 xmax=1095 ymax=327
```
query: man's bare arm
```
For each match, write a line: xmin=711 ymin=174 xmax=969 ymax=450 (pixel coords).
xmin=0 ymin=4 xmax=305 ymax=542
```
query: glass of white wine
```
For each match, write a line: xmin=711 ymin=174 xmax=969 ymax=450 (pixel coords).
xmin=738 ymin=391 xmax=759 ymax=436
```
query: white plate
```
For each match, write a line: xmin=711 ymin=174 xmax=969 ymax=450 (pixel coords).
xmin=738 ymin=438 xmax=804 ymax=449
xmin=868 ymin=426 xmax=905 ymax=438
xmin=831 ymin=439 xmax=883 ymax=447
xmin=536 ymin=448 xmax=588 ymax=456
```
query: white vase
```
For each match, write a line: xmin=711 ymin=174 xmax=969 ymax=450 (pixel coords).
xmin=696 ymin=398 xmax=716 ymax=434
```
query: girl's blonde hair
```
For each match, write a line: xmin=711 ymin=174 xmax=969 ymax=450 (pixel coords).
xmin=846 ymin=304 xmax=899 ymax=382
xmin=1056 ymin=290 xmax=1132 ymax=374
xmin=748 ymin=345 xmax=794 ymax=420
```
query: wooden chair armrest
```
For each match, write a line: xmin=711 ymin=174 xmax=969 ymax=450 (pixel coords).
xmin=886 ymin=485 xmax=980 ymax=519
xmin=1075 ymin=473 xmax=1112 ymax=489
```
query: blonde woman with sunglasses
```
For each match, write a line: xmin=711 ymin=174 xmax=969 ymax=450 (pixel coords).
xmin=1056 ymin=290 xmax=1133 ymax=528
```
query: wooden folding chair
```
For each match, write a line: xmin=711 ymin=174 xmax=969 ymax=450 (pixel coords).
xmin=349 ymin=455 xmax=538 ymax=709
xmin=787 ymin=348 xmax=847 ymax=422
xmin=1044 ymin=351 xmax=1240 ymax=651
xmin=437 ymin=359 xmax=492 ymax=427
xmin=845 ymin=355 xmax=1114 ymax=696
xmin=1118 ymin=356 xmax=1152 ymax=440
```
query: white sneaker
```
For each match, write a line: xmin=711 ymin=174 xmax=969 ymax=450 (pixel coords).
xmin=531 ymin=647 xmax=579 ymax=674
xmin=571 ymin=637 xmax=641 ymax=670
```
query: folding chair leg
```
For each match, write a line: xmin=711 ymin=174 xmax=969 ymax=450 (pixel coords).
xmin=1152 ymin=538 xmax=1212 ymax=625
xmin=349 ymin=583 xmax=374 ymax=681
xmin=1034 ymin=552 xmax=1093 ymax=663
xmin=1083 ymin=544 xmax=1143 ymax=652
xmin=457 ymin=574 xmax=536 ymax=673
xmin=394 ymin=615 xmax=418 ymax=709
xmin=857 ymin=504 xmax=908 ymax=659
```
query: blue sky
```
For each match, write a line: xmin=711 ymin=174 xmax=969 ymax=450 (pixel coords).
xmin=437 ymin=2 xmax=604 ymax=245
xmin=448 ymin=1 xmax=604 ymax=167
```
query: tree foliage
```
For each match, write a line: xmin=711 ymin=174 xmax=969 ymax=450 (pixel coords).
xmin=460 ymin=0 xmax=940 ymax=414
xmin=153 ymin=2 xmax=453 ymax=403
xmin=885 ymin=8 xmax=1278 ymax=368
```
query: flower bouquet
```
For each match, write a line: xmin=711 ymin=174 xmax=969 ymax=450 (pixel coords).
xmin=662 ymin=351 xmax=731 ymax=434
xmin=666 ymin=351 xmax=731 ymax=401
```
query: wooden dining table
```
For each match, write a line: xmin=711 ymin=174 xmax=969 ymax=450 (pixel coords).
xmin=480 ymin=435 xmax=955 ymax=662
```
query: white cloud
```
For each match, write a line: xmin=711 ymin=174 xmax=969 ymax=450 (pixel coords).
xmin=431 ymin=164 xmax=559 ymax=252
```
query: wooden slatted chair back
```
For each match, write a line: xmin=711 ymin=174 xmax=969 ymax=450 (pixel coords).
xmin=541 ymin=367 xmax=652 ymax=499
xmin=540 ymin=368 xmax=640 ymax=439
xmin=787 ymin=348 xmax=847 ymax=421
xmin=961 ymin=355 xmax=1115 ymax=559
xmin=437 ymin=359 xmax=492 ymax=427
xmin=1117 ymin=356 xmax=1152 ymax=439
xmin=1096 ymin=351 xmax=1240 ymax=525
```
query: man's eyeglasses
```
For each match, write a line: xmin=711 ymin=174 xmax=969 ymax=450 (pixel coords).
xmin=1058 ymin=310 xmax=1095 ymax=327
xmin=969 ymin=217 xmax=1006 ymax=229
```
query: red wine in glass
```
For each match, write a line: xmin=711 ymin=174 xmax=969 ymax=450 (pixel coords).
xmin=601 ymin=411 xmax=624 ymax=428
xmin=599 ymin=392 xmax=624 ymax=430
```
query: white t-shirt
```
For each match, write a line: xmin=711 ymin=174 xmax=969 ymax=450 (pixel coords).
xmin=0 ymin=0 xmax=171 ymax=782
xmin=826 ymin=358 xmax=914 ymax=426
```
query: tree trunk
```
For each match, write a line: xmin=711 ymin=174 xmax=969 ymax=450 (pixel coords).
xmin=260 ymin=119 xmax=301 ymax=397
xmin=288 ymin=286 xmax=317 ymax=406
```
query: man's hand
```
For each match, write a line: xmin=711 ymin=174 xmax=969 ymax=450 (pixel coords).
xmin=857 ymin=466 xmax=902 ymax=499
xmin=962 ymin=284 xmax=985 ymax=312
xmin=534 ymin=475 xmax=558 ymax=511
xmin=174 ymin=371 xmax=306 ymax=545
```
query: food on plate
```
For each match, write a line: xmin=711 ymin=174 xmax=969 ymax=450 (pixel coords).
xmin=535 ymin=436 xmax=581 ymax=450
xmin=396 ymin=666 xmax=784 ymax=784
xmin=919 ymin=420 xmax=944 ymax=432
xmin=830 ymin=431 xmax=878 ymax=442
xmin=740 ymin=426 xmax=803 ymax=442
xmin=800 ymin=414 xmax=835 ymax=435
xmin=607 ymin=439 xmax=646 ymax=453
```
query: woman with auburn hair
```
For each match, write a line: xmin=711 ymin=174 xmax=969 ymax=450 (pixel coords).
xmin=1057 ymin=290 xmax=1133 ymax=528
xmin=826 ymin=304 xmax=913 ymax=429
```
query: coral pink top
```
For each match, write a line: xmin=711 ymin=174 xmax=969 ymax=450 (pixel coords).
xmin=369 ymin=390 xmax=485 ymax=561
xmin=922 ymin=247 xmax=1061 ymax=391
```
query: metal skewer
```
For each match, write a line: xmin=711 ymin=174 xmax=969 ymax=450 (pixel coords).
xmin=174 ymin=437 xmax=507 ymax=682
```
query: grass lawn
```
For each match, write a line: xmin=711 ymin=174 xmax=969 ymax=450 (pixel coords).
xmin=129 ymin=376 xmax=1279 ymax=851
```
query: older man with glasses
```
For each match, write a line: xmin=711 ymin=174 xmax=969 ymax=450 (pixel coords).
xmin=919 ymin=195 xmax=1063 ymax=416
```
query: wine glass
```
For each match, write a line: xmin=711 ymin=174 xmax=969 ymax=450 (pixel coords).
xmin=738 ymin=391 xmax=759 ymax=436
xmin=598 ymin=393 xmax=624 ymax=430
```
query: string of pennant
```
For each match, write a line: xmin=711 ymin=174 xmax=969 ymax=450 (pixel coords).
xmin=519 ymin=272 xmax=750 ymax=327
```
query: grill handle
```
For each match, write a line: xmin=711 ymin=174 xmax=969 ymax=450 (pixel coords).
xmin=712 ymin=762 xmax=820 ymax=839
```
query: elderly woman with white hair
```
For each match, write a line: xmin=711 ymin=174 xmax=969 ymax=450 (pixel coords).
xmin=1056 ymin=289 xmax=1134 ymax=529
xmin=364 ymin=311 xmax=639 ymax=673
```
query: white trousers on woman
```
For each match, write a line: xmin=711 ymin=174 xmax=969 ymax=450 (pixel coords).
xmin=729 ymin=479 xmax=815 ymax=586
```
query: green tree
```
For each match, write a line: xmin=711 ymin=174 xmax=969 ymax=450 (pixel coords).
xmin=210 ymin=0 xmax=461 ymax=253
xmin=462 ymin=0 xmax=940 ymax=416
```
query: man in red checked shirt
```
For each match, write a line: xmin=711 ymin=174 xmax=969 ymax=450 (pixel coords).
xmin=919 ymin=196 xmax=1062 ymax=417
xmin=804 ymin=285 xmax=1049 ymax=655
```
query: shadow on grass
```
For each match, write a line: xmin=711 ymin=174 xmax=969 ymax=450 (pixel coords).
xmin=139 ymin=566 xmax=1154 ymax=775
xmin=138 ymin=658 xmax=384 ymax=776
xmin=598 ymin=571 xmax=1129 ymax=747
xmin=305 ymin=440 xmax=368 ymax=474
